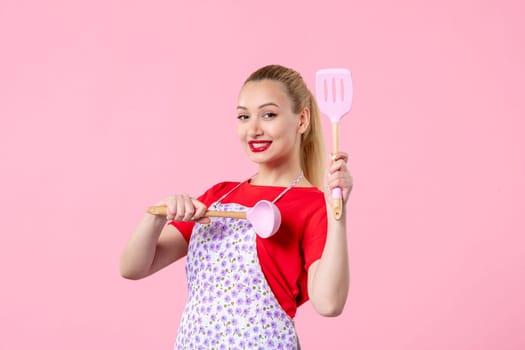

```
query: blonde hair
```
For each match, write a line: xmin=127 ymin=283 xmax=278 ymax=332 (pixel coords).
xmin=244 ymin=65 xmax=326 ymax=189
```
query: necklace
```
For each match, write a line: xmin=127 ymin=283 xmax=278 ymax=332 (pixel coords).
xmin=271 ymin=171 xmax=304 ymax=204
xmin=213 ymin=171 xmax=304 ymax=208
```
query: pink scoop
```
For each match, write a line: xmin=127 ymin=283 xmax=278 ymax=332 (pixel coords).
xmin=246 ymin=200 xmax=281 ymax=238
xmin=147 ymin=200 xmax=281 ymax=238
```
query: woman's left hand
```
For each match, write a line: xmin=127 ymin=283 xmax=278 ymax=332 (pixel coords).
xmin=326 ymin=151 xmax=353 ymax=204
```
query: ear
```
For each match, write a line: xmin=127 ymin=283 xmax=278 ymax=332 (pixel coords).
xmin=298 ymin=107 xmax=311 ymax=134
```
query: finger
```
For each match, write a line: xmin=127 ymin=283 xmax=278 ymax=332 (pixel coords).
xmin=327 ymin=171 xmax=353 ymax=190
xmin=329 ymin=159 xmax=348 ymax=174
xmin=196 ymin=217 xmax=211 ymax=224
xmin=330 ymin=151 xmax=349 ymax=163
xmin=192 ymin=198 xmax=208 ymax=220
xmin=173 ymin=195 xmax=186 ymax=221
xmin=328 ymin=178 xmax=353 ymax=191
xmin=165 ymin=196 xmax=177 ymax=221
xmin=182 ymin=194 xmax=196 ymax=221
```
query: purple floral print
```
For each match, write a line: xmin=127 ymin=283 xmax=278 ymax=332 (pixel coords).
xmin=175 ymin=202 xmax=298 ymax=350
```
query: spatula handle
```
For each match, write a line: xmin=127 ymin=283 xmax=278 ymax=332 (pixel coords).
xmin=332 ymin=122 xmax=343 ymax=220
xmin=147 ymin=206 xmax=247 ymax=219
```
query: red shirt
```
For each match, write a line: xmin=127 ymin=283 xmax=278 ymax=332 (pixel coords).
xmin=170 ymin=181 xmax=327 ymax=318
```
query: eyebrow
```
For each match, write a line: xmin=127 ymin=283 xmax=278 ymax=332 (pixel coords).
xmin=237 ymin=102 xmax=280 ymax=110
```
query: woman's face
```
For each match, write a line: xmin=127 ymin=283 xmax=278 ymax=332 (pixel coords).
xmin=236 ymin=80 xmax=308 ymax=168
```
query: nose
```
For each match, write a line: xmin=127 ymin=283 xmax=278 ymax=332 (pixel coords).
xmin=247 ymin=117 xmax=263 ymax=138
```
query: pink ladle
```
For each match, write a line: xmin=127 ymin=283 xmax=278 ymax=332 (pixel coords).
xmin=147 ymin=200 xmax=281 ymax=238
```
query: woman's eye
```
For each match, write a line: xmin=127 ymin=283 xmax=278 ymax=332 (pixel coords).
xmin=237 ymin=114 xmax=249 ymax=120
xmin=262 ymin=112 xmax=277 ymax=119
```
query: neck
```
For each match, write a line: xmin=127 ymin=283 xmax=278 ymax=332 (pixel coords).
xmin=251 ymin=161 xmax=304 ymax=187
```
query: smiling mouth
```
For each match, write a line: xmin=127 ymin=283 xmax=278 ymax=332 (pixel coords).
xmin=248 ymin=141 xmax=272 ymax=153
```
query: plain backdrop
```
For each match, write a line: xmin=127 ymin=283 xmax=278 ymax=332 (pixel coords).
xmin=1 ymin=0 xmax=523 ymax=349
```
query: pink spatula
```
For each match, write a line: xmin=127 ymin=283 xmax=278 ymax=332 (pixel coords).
xmin=316 ymin=68 xmax=353 ymax=220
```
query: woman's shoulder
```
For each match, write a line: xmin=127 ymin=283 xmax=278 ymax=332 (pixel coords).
xmin=294 ymin=185 xmax=325 ymax=195
xmin=290 ymin=185 xmax=325 ymax=202
xmin=195 ymin=181 xmax=240 ymax=204
xmin=286 ymin=187 xmax=326 ymax=221
xmin=202 ymin=181 xmax=241 ymax=196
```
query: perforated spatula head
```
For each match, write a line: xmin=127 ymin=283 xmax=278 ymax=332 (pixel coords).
xmin=316 ymin=68 xmax=353 ymax=123
xmin=316 ymin=68 xmax=353 ymax=220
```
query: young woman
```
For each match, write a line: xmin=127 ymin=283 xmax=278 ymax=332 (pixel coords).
xmin=120 ymin=64 xmax=353 ymax=349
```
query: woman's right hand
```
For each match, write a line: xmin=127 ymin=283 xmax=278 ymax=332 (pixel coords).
xmin=157 ymin=194 xmax=210 ymax=224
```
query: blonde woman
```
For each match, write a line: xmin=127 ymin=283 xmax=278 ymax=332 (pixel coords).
xmin=120 ymin=64 xmax=353 ymax=349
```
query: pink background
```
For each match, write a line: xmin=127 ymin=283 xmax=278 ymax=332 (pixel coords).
xmin=1 ymin=0 xmax=523 ymax=349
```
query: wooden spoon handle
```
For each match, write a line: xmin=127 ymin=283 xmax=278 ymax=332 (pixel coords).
xmin=332 ymin=122 xmax=343 ymax=220
xmin=333 ymin=198 xmax=343 ymax=220
xmin=205 ymin=210 xmax=247 ymax=219
xmin=147 ymin=206 xmax=247 ymax=220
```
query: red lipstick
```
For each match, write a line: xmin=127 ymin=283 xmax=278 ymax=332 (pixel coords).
xmin=248 ymin=140 xmax=272 ymax=153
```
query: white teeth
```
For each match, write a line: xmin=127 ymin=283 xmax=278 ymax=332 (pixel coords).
xmin=252 ymin=142 xmax=269 ymax=148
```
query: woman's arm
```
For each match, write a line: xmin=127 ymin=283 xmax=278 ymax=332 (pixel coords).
xmin=120 ymin=195 xmax=209 ymax=280
xmin=120 ymin=214 xmax=187 ymax=280
xmin=308 ymin=152 xmax=353 ymax=316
